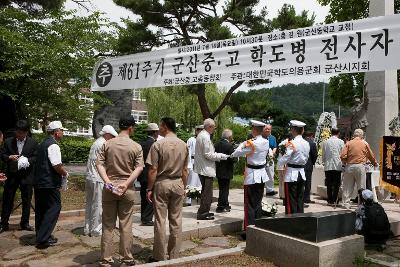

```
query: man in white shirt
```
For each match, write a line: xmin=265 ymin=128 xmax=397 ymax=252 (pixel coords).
xmin=321 ymin=128 xmax=345 ymax=206
xmin=231 ymin=120 xmax=269 ymax=232
xmin=278 ymin=120 xmax=310 ymax=214
xmin=84 ymin=125 xmax=118 ymax=237
xmin=185 ymin=125 xmax=203 ymax=205
xmin=194 ymin=118 xmax=229 ymax=220
xmin=34 ymin=121 xmax=68 ymax=249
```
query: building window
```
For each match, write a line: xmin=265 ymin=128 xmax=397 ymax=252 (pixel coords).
xmin=132 ymin=88 xmax=143 ymax=101
xmin=131 ymin=110 xmax=148 ymax=124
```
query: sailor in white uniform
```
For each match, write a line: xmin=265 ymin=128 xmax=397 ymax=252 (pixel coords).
xmin=185 ymin=125 xmax=203 ymax=205
xmin=278 ymin=120 xmax=310 ymax=214
xmin=231 ymin=120 xmax=269 ymax=230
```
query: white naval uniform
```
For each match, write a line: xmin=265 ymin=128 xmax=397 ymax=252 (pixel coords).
xmin=231 ymin=135 xmax=269 ymax=229
xmin=278 ymin=135 xmax=310 ymax=214
xmin=231 ymin=135 xmax=270 ymax=185
xmin=84 ymin=136 xmax=106 ymax=236
xmin=186 ymin=136 xmax=201 ymax=204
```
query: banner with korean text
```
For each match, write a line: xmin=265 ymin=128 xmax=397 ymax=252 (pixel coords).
xmin=91 ymin=14 xmax=400 ymax=91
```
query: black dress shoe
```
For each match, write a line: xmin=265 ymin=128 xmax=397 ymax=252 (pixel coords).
xmin=20 ymin=224 xmax=34 ymax=231
xmin=147 ymin=256 xmax=159 ymax=263
xmin=49 ymin=236 xmax=58 ymax=244
xmin=304 ymin=200 xmax=315 ymax=204
xmin=266 ymin=191 xmax=277 ymax=196
xmin=304 ymin=204 xmax=309 ymax=208
xmin=215 ymin=207 xmax=225 ymax=213
xmin=141 ymin=221 xmax=154 ymax=226
xmin=36 ymin=242 xmax=55 ymax=249
xmin=197 ymin=215 xmax=215 ymax=220
xmin=208 ymin=212 xmax=214 ymax=216
xmin=0 ymin=224 xmax=9 ymax=233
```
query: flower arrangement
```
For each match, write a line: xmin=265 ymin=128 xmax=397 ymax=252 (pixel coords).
xmin=262 ymin=201 xmax=278 ymax=217
xmin=185 ymin=185 xmax=201 ymax=199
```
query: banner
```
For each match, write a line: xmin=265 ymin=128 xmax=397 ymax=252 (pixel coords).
xmin=380 ymin=136 xmax=400 ymax=195
xmin=91 ymin=14 xmax=400 ymax=91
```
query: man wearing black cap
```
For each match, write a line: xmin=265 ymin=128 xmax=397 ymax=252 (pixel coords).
xmin=278 ymin=120 xmax=310 ymax=214
xmin=96 ymin=115 xmax=144 ymax=267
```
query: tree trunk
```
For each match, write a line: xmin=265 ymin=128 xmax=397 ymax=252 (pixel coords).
xmin=211 ymin=81 xmax=244 ymax=118
xmin=195 ymin=84 xmax=211 ymax=119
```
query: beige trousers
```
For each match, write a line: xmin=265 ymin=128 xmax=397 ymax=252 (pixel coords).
xmin=342 ymin=164 xmax=366 ymax=206
xmin=153 ymin=178 xmax=185 ymax=261
xmin=101 ymin=186 xmax=135 ymax=262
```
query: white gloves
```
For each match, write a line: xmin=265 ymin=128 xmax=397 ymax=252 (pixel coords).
xmin=17 ymin=156 xmax=30 ymax=170
xmin=219 ymin=154 xmax=230 ymax=160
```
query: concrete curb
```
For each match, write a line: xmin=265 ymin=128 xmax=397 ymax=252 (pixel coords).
xmin=365 ymin=256 xmax=400 ymax=267
xmin=135 ymin=243 xmax=245 ymax=266
xmin=9 ymin=209 xmax=86 ymax=222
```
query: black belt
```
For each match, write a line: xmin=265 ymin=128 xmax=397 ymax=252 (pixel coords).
xmin=287 ymin=163 xmax=305 ymax=168
xmin=246 ymin=164 xmax=265 ymax=169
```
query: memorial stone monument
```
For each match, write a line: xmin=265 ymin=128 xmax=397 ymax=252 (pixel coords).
xmin=92 ymin=89 xmax=133 ymax=137
xmin=365 ymin=0 xmax=398 ymax=157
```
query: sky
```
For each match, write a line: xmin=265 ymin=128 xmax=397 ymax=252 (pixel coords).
xmin=65 ymin=0 xmax=332 ymax=90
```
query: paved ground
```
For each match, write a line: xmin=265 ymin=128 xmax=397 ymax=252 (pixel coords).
xmin=1 ymin=188 xmax=399 ymax=266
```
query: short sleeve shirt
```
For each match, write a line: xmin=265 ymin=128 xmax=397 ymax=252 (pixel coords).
xmin=48 ymin=144 xmax=62 ymax=166
xmin=146 ymin=133 xmax=188 ymax=178
xmin=96 ymin=135 xmax=144 ymax=181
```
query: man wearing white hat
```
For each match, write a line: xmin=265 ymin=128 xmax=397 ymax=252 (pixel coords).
xmin=84 ymin=125 xmax=118 ymax=237
xmin=34 ymin=121 xmax=69 ymax=249
xmin=278 ymin=120 xmax=310 ymax=214
xmin=138 ymin=123 xmax=159 ymax=226
xmin=231 ymin=120 xmax=269 ymax=232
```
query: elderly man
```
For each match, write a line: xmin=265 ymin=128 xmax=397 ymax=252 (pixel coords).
xmin=340 ymin=129 xmax=377 ymax=209
xmin=34 ymin=121 xmax=68 ymax=249
xmin=138 ymin=123 xmax=159 ymax=226
xmin=321 ymin=128 xmax=344 ymax=206
xmin=194 ymin=118 xmax=229 ymax=220
xmin=0 ymin=120 xmax=38 ymax=233
xmin=146 ymin=117 xmax=189 ymax=263
xmin=262 ymin=124 xmax=277 ymax=196
xmin=278 ymin=120 xmax=310 ymax=214
xmin=185 ymin=125 xmax=203 ymax=206
xmin=215 ymin=129 xmax=235 ymax=213
xmin=84 ymin=125 xmax=118 ymax=237
xmin=96 ymin=116 xmax=144 ymax=267
xmin=231 ymin=120 xmax=269 ymax=234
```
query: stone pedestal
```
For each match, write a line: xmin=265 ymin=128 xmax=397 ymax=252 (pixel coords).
xmin=365 ymin=0 xmax=398 ymax=157
xmin=311 ymin=165 xmax=325 ymax=194
xmin=246 ymin=226 xmax=364 ymax=267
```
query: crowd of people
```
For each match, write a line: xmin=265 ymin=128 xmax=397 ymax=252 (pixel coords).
xmin=0 ymin=116 xmax=395 ymax=265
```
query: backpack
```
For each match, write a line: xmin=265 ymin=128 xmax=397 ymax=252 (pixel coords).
xmin=363 ymin=203 xmax=391 ymax=243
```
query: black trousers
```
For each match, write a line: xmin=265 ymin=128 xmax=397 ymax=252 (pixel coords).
xmin=139 ymin=180 xmax=154 ymax=223
xmin=325 ymin=170 xmax=342 ymax=204
xmin=34 ymin=187 xmax=61 ymax=244
xmin=303 ymin=170 xmax=313 ymax=202
xmin=197 ymin=175 xmax=213 ymax=217
xmin=217 ymin=178 xmax=230 ymax=208
xmin=1 ymin=174 xmax=32 ymax=227
xmin=244 ymin=183 xmax=264 ymax=229
xmin=284 ymin=173 xmax=305 ymax=214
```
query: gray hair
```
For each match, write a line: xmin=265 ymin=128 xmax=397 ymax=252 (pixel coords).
xmin=222 ymin=129 xmax=233 ymax=139
xmin=203 ymin=118 xmax=215 ymax=129
xmin=353 ymin=128 xmax=364 ymax=138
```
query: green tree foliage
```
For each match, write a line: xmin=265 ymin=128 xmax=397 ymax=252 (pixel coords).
xmin=270 ymin=4 xmax=315 ymax=30
xmin=142 ymin=84 xmax=234 ymax=141
xmin=317 ymin=0 xmax=400 ymax=107
xmin=113 ymin=0 xmax=314 ymax=119
xmin=0 ymin=7 xmax=115 ymax=130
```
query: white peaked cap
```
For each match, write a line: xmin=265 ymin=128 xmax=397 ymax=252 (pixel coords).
xmin=250 ymin=119 xmax=266 ymax=127
xmin=289 ymin=120 xmax=306 ymax=127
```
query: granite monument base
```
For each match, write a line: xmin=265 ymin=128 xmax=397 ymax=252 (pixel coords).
xmin=246 ymin=226 xmax=364 ymax=267
xmin=254 ymin=211 xmax=356 ymax=242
